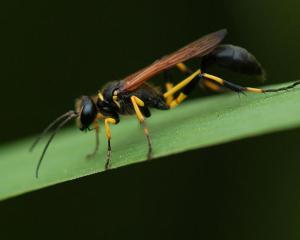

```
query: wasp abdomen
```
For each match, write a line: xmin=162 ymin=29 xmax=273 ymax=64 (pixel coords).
xmin=202 ymin=44 xmax=265 ymax=77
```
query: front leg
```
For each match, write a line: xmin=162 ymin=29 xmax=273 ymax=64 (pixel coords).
xmin=86 ymin=113 xmax=104 ymax=159
xmin=86 ymin=121 xmax=100 ymax=159
xmin=130 ymin=96 xmax=152 ymax=160
xmin=104 ymin=118 xmax=118 ymax=170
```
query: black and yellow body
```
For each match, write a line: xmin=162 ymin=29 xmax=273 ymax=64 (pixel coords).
xmin=99 ymin=81 xmax=169 ymax=118
xmin=31 ymin=30 xmax=300 ymax=178
xmin=75 ymin=41 xmax=300 ymax=171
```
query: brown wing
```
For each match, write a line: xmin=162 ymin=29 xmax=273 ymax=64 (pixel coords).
xmin=122 ymin=29 xmax=227 ymax=92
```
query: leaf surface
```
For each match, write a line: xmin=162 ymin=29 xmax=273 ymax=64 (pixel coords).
xmin=1 ymin=82 xmax=300 ymax=201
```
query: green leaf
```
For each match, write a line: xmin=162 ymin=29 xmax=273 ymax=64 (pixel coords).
xmin=1 ymin=82 xmax=300 ymax=201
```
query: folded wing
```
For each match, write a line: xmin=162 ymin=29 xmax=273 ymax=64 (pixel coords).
xmin=122 ymin=29 xmax=227 ymax=92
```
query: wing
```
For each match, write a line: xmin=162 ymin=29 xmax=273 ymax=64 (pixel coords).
xmin=122 ymin=29 xmax=227 ymax=92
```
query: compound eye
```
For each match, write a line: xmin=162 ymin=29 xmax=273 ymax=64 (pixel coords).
xmin=79 ymin=96 xmax=97 ymax=130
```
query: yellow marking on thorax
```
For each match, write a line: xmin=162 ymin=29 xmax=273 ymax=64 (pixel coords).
xmin=98 ymin=92 xmax=104 ymax=101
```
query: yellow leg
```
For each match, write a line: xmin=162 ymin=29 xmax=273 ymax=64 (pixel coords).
xmin=131 ymin=96 xmax=145 ymax=122
xmin=202 ymin=73 xmax=265 ymax=93
xmin=163 ymin=68 xmax=201 ymax=108
xmin=176 ymin=63 xmax=193 ymax=74
xmin=203 ymin=79 xmax=222 ymax=92
xmin=163 ymin=69 xmax=201 ymax=99
xmin=96 ymin=113 xmax=105 ymax=120
xmin=167 ymin=65 xmax=300 ymax=105
xmin=203 ymin=72 xmax=300 ymax=94
xmin=162 ymin=63 xmax=196 ymax=108
xmin=164 ymin=63 xmax=192 ymax=104
xmin=104 ymin=118 xmax=117 ymax=170
xmin=130 ymin=96 xmax=152 ymax=159
xmin=169 ymin=92 xmax=187 ymax=108
xmin=86 ymin=122 xmax=100 ymax=159
xmin=202 ymin=73 xmax=224 ymax=85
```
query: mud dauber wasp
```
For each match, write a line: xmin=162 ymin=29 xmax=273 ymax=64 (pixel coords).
xmin=31 ymin=29 xmax=300 ymax=177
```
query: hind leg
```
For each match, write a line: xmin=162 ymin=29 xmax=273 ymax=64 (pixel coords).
xmin=202 ymin=73 xmax=300 ymax=94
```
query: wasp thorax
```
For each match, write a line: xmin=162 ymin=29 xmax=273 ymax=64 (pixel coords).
xmin=75 ymin=96 xmax=98 ymax=131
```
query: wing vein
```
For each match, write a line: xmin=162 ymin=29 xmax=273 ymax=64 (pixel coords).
xmin=122 ymin=29 xmax=227 ymax=91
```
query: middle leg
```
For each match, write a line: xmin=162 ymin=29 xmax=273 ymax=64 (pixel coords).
xmin=104 ymin=118 xmax=118 ymax=170
xmin=131 ymin=95 xmax=152 ymax=160
xmin=86 ymin=121 xmax=100 ymax=159
xmin=163 ymin=69 xmax=202 ymax=108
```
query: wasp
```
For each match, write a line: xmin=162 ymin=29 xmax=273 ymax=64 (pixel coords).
xmin=31 ymin=29 xmax=300 ymax=177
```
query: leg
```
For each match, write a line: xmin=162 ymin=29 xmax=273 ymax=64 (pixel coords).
xmin=131 ymin=96 xmax=152 ymax=160
xmin=164 ymin=68 xmax=300 ymax=107
xmin=86 ymin=122 xmax=100 ymax=159
xmin=164 ymin=63 xmax=193 ymax=105
xmin=163 ymin=69 xmax=202 ymax=108
xmin=175 ymin=63 xmax=247 ymax=95
xmin=176 ymin=62 xmax=193 ymax=75
xmin=104 ymin=118 xmax=117 ymax=170
xmin=164 ymin=69 xmax=201 ymax=99
xmin=202 ymin=79 xmax=222 ymax=92
xmin=86 ymin=113 xmax=105 ymax=159
xmin=202 ymin=73 xmax=300 ymax=94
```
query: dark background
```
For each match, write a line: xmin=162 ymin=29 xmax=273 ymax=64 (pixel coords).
xmin=1 ymin=0 xmax=300 ymax=239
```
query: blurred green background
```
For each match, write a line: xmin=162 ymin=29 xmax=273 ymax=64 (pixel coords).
xmin=1 ymin=0 xmax=300 ymax=239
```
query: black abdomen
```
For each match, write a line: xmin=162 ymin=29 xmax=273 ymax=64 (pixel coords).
xmin=202 ymin=44 xmax=264 ymax=76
